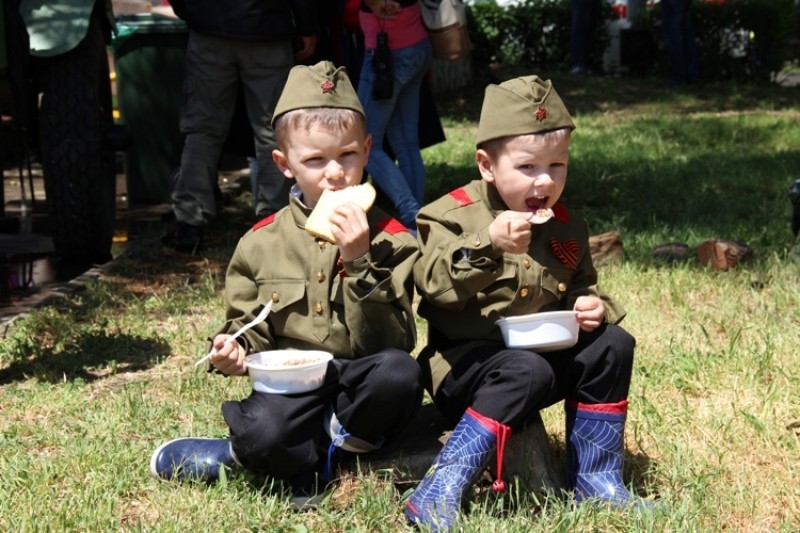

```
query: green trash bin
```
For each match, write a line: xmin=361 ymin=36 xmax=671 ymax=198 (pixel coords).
xmin=112 ymin=14 xmax=187 ymax=205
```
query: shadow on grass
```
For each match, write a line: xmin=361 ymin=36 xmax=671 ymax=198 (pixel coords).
xmin=0 ymin=331 xmax=170 ymax=385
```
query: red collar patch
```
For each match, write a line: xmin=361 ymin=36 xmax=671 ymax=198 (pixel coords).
xmin=252 ymin=213 xmax=277 ymax=231
xmin=377 ymin=217 xmax=408 ymax=235
xmin=448 ymin=187 xmax=473 ymax=207
xmin=552 ymin=202 xmax=569 ymax=223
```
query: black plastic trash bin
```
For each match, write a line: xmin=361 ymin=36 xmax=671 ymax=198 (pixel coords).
xmin=112 ymin=14 xmax=187 ymax=205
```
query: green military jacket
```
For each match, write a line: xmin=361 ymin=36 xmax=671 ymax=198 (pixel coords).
xmin=214 ymin=194 xmax=419 ymax=358
xmin=414 ymin=179 xmax=625 ymax=396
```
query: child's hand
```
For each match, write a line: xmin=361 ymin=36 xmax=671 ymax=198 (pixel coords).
xmin=489 ymin=210 xmax=535 ymax=254
xmin=209 ymin=334 xmax=248 ymax=375
xmin=330 ymin=202 xmax=370 ymax=261
xmin=574 ymin=296 xmax=605 ymax=332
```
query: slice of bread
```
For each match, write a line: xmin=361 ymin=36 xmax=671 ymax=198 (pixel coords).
xmin=305 ymin=183 xmax=377 ymax=243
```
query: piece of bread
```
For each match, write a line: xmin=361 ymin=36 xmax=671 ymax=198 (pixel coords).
xmin=305 ymin=183 xmax=377 ymax=243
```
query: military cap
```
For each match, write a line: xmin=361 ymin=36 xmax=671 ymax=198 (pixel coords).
xmin=476 ymin=75 xmax=575 ymax=146
xmin=272 ymin=61 xmax=364 ymax=126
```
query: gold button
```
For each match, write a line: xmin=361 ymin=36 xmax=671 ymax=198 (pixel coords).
xmin=317 ymin=271 xmax=326 ymax=282
xmin=271 ymin=293 xmax=279 ymax=303
xmin=558 ymin=282 xmax=567 ymax=292
xmin=314 ymin=303 xmax=323 ymax=314
xmin=523 ymin=259 xmax=531 ymax=268
xmin=474 ymin=237 xmax=481 ymax=246
xmin=520 ymin=287 xmax=529 ymax=298
xmin=318 ymin=241 xmax=327 ymax=250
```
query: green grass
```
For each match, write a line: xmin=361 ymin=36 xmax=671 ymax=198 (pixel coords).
xmin=1 ymin=69 xmax=799 ymax=531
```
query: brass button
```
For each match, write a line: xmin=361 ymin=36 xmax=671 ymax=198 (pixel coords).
xmin=520 ymin=287 xmax=529 ymax=298
xmin=558 ymin=282 xmax=567 ymax=292
xmin=318 ymin=241 xmax=327 ymax=250
xmin=317 ymin=271 xmax=326 ymax=282
xmin=314 ymin=303 xmax=323 ymax=314
xmin=271 ymin=293 xmax=280 ymax=303
xmin=523 ymin=259 xmax=531 ymax=268
xmin=473 ymin=237 xmax=481 ymax=246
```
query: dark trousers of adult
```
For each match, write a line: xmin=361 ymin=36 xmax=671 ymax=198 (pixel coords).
xmin=569 ymin=0 xmax=600 ymax=72
xmin=433 ymin=323 xmax=635 ymax=430
xmin=661 ymin=0 xmax=699 ymax=84
xmin=221 ymin=349 xmax=423 ymax=480
xmin=172 ymin=30 xmax=294 ymax=228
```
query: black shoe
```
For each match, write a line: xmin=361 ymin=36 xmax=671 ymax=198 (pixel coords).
xmin=162 ymin=222 xmax=203 ymax=252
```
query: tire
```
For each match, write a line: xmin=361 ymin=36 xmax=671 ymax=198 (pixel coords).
xmin=38 ymin=6 xmax=116 ymax=267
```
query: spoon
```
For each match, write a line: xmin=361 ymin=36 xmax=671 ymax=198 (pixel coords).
xmin=194 ymin=300 xmax=273 ymax=368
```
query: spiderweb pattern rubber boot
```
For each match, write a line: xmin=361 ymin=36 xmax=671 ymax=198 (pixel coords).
xmin=566 ymin=399 xmax=650 ymax=507
xmin=150 ymin=437 xmax=240 ymax=483
xmin=404 ymin=408 xmax=510 ymax=532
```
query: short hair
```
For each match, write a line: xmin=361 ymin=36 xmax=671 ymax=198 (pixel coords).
xmin=478 ymin=127 xmax=572 ymax=158
xmin=274 ymin=108 xmax=366 ymax=150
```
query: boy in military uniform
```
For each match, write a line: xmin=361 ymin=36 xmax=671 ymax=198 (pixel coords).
xmin=150 ymin=61 xmax=422 ymax=494
xmin=405 ymin=75 xmax=651 ymax=530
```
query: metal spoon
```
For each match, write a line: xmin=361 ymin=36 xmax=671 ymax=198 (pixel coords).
xmin=194 ymin=300 xmax=273 ymax=368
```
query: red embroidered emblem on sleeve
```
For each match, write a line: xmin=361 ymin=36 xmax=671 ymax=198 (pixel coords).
xmin=252 ymin=213 xmax=277 ymax=231
xmin=377 ymin=217 xmax=408 ymax=235
xmin=321 ymin=80 xmax=335 ymax=94
xmin=549 ymin=239 xmax=579 ymax=270
xmin=535 ymin=106 xmax=547 ymax=122
xmin=448 ymin=188 xmax=473 ymax=207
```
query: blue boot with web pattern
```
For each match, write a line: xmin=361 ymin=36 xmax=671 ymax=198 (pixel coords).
xmin=566 ymin=399 xmax=653 ymax=508
xmin=404 ymin=407 xmax=510 ymax=532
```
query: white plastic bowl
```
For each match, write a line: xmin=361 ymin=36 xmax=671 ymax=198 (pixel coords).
xmin=245 ymin=350 xmax=333 ymax=394
xmin=495 ymin=310 xmax=579 ymax=351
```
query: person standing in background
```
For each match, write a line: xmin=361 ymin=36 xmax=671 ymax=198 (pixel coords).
xmin=568 ymin=0 xmax=600 ymax=76
xmin=162 ymin=0 xmax=317 ymax=252
xmin=357 ymin=0 xmax=432 ymax=233
xmin=661 ymin=0 xmax=699 ymax=85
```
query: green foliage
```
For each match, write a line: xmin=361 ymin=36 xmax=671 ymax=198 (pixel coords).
xmin=638 ymin=0 xmax=799 ymax=82
xmin=467 ymin=0 xmax=611 ymax=70
xmin=467 ymin=0 xmax=799 ymax=82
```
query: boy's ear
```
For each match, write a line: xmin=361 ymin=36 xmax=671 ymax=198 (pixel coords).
xmin=272 ymin=149 xmax=295 ymax=179
xmin=363 ymin=133 xmax=372 ymax=160
xmin=476 ymin=148 xmax=495 ymax=183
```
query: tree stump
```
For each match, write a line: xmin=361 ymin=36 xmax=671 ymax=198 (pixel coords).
xmin=589 ymin=230 xmax=624 ymax=265
xmin=343 ymin=403 xmax=565 ymax=495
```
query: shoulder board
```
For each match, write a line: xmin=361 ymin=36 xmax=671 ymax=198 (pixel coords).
xmin=553 ymin=202 xmax=570 ymax=223
xmin=376 ymin=216 xmax=408 ymax=235
xmin=252 ymin=213 xmax=277 ymax=231
xmin=448 ymin=187 xmax=474 ymax=207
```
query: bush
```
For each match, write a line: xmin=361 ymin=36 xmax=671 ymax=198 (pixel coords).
xmin=631 ymin=0 xmax=799 ymax=82
xmin=467 ymin=0 xmax=799 ymax=82
xmin=467 ymin=0 xmax=611 ymax=70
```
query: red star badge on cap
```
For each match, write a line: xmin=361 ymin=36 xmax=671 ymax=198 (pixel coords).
xmin=535 ymin=106 xmax=547 ymax=122
xmin=321 ymin=80 xmax=335 ymax=94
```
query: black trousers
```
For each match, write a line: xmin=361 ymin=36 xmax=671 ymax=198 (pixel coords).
xmin=434 ymin=323 xmax=635 ymax=431
xmin=222 ymin=349 xmax=422 ymax=480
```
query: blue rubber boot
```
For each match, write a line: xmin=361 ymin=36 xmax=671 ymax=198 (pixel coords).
xmin=566 ymin=400 xmax=651 ymax=507
xmin=150 ymin=437 xmax=240 ymax=483
xmin=404 ymin=408 xmax=510 ymax=532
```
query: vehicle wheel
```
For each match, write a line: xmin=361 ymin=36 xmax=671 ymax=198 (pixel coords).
xmin=38 ymin=6 xmax=116 ymax=267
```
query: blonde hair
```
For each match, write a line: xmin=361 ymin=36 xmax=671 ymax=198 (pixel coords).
xmin=479 ymin=127 xmax=572 ymax=158
xmin=274 ymin=108 xmax=366 ymax=150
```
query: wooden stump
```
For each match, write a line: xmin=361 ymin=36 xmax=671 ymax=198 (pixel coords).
xmin=343 ymin=403 xmax=565 ymax=494
xmin=589 ymin=231 xmax=624 ymax=265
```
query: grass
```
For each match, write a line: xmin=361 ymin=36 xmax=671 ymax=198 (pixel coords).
xmin=1 ymin=68 xmax=799 ymax=531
